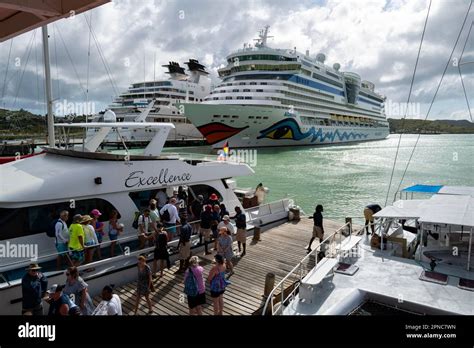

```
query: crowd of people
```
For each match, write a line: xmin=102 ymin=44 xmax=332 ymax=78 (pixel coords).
xmin=54 ymin=208 xmax=123 ymax=270
xmin=24 ymin=187 xmax=248 ymax=315
xmin=131 ymin=188 xmax=246 ymax=315
xmin=21 ymin=263 xmax=122 ymax=316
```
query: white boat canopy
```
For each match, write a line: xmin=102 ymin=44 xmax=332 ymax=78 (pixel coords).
xmin=373 ymin=199 xmax=426 ymax=219
xmin=417 ymin=194 xmax=474 ymax=228
xmin=374 ymin=195 xmax=474 ymax=228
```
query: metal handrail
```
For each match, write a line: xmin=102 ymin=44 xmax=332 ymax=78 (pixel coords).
xmin=0 ymin=199 xmax=291 ymax=275
xmin=262 ymin=221 xmax=352 ymax=315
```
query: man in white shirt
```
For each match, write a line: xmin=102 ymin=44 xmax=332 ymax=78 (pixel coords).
xmin=160 ymin=197 xmax=180 ymax=241
xmin=149 ymin=199 xmax=160 ymax=233
xmin=55 ymin=210 xmax=70 ymax=270
xmin=92 ymin=285 xmax=122 ymax=315
xmin=217 ymin=215 xmax=235 ymax=235
xmin=138 ymin=209 xmax=153 ymax=249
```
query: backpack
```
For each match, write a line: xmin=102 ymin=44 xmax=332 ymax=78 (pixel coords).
xmin=161 ymin=206 xmax=171 ymax=222
xmin=47 ymin=218 xmax=61 ymax=238
xmin=132 ymin=212 xmax=140 ymax=229
xmin=184 ymin=268 xmax=199 ymax=297
xmin=210 ymin=271 xmax=230 ymax=293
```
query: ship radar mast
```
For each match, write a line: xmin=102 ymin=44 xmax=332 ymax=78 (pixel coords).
xmin=254 ymin=25 xmax=273 ymax=48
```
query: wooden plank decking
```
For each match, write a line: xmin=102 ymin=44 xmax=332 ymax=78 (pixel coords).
xmin=94 ymin=218 xmax=349 ymax=315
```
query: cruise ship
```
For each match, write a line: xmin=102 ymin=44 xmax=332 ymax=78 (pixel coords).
xmin=182 ymin=26 xmax=389 ymax=148
xmin=87 ymin=59 xmax=211 ymax=143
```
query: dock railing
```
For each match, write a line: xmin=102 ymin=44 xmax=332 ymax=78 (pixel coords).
xmin=262 ymin=221 xmax=352 ymax=315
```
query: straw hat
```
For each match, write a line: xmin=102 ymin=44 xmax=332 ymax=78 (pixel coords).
xmin=25 ymin=263 xmax=42 ymax=271
xmin=80 ymin=215 xmax=93 ymax=223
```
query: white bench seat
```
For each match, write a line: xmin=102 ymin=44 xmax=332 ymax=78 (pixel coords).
xmin=336 ymin=236 xmax=362 ymax=252
xmin=299 ymin=257 xmax=338 ymax=303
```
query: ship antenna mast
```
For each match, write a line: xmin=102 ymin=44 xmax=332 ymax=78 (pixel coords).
xmin=254 ymin=25 xmax=273 ymax=47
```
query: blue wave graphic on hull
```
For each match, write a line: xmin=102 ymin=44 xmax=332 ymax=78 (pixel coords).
xmin=257 ymin=118 xmax=369 ymax=143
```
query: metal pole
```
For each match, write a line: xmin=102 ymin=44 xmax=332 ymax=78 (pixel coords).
xmin=467 ymin=227 xmax=472 ymax=271
xmin=42 ymin=25 xmax=55 ymax=147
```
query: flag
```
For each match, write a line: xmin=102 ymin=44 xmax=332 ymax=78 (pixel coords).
xmin=223 ymin=141 xmax=229 ymax=157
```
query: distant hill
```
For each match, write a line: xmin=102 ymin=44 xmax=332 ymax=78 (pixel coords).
xmin=0 ymin=109 xmax=87 ymax=140
xmin=388 ymin=118 xmax=474 ymax=134
xmin=0 ymin=108 xmax=46 ymax=134
xmin=1 ymin=109 xmax=473 ymax=139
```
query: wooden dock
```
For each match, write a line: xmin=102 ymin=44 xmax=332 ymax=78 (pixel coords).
xmin=94 ymin=218 xmax=349 ymax=315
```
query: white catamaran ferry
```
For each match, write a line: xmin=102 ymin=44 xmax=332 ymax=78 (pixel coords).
xmin=182 ymin=26 xmax=389 ymax=148
xmin=87 ymin=59 xmax=211 ymax=143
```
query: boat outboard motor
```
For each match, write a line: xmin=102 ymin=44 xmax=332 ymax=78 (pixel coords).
xmin=103 ymin=109 xmax=117 ymax=123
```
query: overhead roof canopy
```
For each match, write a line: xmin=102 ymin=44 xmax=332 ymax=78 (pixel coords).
xmin=0 ymin=0 xmax=110 ymax=42
xmin=375 ymin=195 xmax=474 ymax=228
xmin=373 ymin=200 xmax=426 ymax=219
xmin=401 ymin=184 xmax=474 ymax=197
xmin=418 ymin=194 xmax=474 ymax=228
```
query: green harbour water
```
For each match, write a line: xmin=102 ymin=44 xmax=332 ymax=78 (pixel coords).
xmin=163 ymin=134 xmax=474 ymax=224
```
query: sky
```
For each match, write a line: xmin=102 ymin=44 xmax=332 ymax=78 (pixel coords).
xmin=0 ymin=0 xmax=472 ymax=120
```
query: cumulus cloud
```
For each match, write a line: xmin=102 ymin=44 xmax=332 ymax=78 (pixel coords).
xmin=0 ymin=0 xmax=472 ymax=121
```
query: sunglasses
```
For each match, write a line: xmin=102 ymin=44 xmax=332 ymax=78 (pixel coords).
xmin=66 ymin=273 xmax=71 ymax=276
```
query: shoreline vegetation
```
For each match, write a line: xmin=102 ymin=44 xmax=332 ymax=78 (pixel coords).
xmin=1 ymin=108 xmax=474 ymax=141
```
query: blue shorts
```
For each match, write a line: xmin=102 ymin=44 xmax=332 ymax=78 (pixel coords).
xmin=56 ymin=242 xmax=68 ymax=254
xmin=109 ymin=233 xmax=118 ymax=241
xmin=164 ymin=223 xmax=176 ymax=234
xmin=70 ymin=250 xmax=84 ymax=263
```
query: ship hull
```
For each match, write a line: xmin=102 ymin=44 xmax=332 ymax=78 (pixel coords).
xmin=183 ymin=103 xmax=389 ymax=149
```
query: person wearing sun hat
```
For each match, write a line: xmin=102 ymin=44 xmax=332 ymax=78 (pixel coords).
xmin=68 ymin=214 xmax=85 ymax=266
xmin=21 ymin=263 xmax=48 ymax=315
xmin=81 ymin=215 xmax=98 ymax=264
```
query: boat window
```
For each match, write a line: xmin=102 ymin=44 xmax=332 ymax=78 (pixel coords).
xmin=248 ymin=116 xmax=254 ymax=119
xmin=232 ymin=115 xmax=239 ymax=118
xmin=223 ymin=115 xmax=230 ymax=118
xmin=0 ymin=199 xmax=119 ymax=240
xmin=243 ymin=89 xmax=250 ymax=92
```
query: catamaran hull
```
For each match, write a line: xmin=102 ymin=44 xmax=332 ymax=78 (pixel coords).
xmin=183 ymin=104 xmax=389 ymax=149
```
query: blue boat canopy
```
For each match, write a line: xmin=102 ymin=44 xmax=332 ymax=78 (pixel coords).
xmin=401 ymin=185 xmax=444 ymax=193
